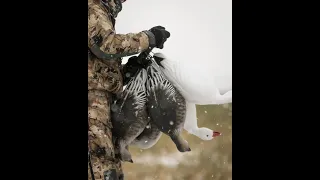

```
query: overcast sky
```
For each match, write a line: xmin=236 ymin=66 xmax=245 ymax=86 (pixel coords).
xmin=116 ymin=0 xmax=232 ymax=77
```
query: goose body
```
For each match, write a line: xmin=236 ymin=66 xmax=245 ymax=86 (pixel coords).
xmin=146 ymin=60 xmax=190 ymax=152
xmin=153 ymin=53 xmax=232 ymax=105
xmin=153 ymin=54 xmax=226 ymax=140
xmin=131 ymin=121 xmax=162 ymax=149
xmin=111 ymin=69 xmax=149 ymax=162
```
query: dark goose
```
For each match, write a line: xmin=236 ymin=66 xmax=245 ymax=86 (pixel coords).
xmin=131 ymin=121 xmax=162 ymax=149
xmin=111 ymin=69 xmax=149 ymax=162
xmin=146 ymin=59 xmax=191 ymax=152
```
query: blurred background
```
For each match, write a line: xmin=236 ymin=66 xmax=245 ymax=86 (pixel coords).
xmin=118 ymin=1 xmax=232 ymax=178
xmin=123 ymin=103 xmax=232 ymax=180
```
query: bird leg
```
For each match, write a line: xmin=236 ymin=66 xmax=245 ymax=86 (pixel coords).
xmin=169 ymin=130 xmax=191 ymax=152
xmin=116 ymin=140 xmax=133 ymax=163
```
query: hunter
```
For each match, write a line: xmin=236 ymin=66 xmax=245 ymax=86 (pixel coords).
xmin=88 ymin=0 xmax=170 ymax=179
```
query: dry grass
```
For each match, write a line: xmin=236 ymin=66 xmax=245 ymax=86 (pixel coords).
xmin=123 ymin=103 xmax=232 ymax=180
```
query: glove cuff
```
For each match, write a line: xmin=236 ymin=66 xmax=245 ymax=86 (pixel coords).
xmin=143 ymin=30 xmax=156 ymax=48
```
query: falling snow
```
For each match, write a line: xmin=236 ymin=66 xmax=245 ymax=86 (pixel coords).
xmin=103 ymin=0 xmax=232 ymax=179
xmin=169 ymin=121 xmax=174 ymax=125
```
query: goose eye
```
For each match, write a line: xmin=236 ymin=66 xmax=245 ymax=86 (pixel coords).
xmin=206 ymin=135 xmax=209 ymax=137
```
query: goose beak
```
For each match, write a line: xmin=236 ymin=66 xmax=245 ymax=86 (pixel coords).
xmin=213 ymin=131 xmax=221 ymax=137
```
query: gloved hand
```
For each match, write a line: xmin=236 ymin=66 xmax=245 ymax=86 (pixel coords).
xmin=150 ymin=26 xmax=170 ymax=49
xmin=144 ymin=26 xmax=170 ymax=49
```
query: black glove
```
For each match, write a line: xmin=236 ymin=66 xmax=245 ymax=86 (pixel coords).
xmin=122 ymin=56 xmax=145 ymax=85
xmin=144 ymin=26 xmax=170 ymax=49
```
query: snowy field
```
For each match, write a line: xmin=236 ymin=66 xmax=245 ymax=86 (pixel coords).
xmin=123 ymin=104 xmax=232 ymax=180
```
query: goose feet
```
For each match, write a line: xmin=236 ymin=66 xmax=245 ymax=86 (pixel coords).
xmin=169 ymin=134 xmax=191 ymax=152
xmin=116 ymin=141 xmax=134 ymax=163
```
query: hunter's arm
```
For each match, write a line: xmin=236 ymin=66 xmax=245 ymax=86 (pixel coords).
xmin=88 ymin=3 xmax=155 ymax=59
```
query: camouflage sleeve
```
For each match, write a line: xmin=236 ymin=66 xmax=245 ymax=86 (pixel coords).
xmin=88 ymin=3 xmax=156 ymax=60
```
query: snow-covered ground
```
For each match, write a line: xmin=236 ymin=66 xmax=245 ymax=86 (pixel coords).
xmin=124 ymin=104 xmax=232 ymax=180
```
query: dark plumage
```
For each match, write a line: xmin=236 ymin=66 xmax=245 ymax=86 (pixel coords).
xmin=131 ymin=121 xmax=162 ymax=149
xmin=146 ymin=60 xmax=191 ymax=152
xmin=111 ymin=69 xmax=149 ymax=162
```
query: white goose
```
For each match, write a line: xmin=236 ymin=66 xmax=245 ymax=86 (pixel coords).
xmin=153 ymin=53 xmax=227 ymax=140
xmin=153 ymin=53 xmax=232 ymax=105
xmin=117 ymin=0 xmax=232 ymax=141
xmin=184 ymin=101 xmax=222 ymax=141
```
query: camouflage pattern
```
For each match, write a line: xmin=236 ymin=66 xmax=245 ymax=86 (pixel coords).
xmin=88 ymin=0 xmax=152 ymax=179
xmin=101 ymin=0 xmax=122 ymax=18
xmin=88 ymin=0 xmax=151 ymax=59
xmin=88 ymin=57 xmax=124 ymax=93
xmin=88 ymin=90 xmax=123 ymax=180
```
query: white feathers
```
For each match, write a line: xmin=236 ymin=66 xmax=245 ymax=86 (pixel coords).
xmin=146 ymin=59 xmax=176 ymax=99
xmin=153 ymin=53 xmax=232 ymax=105
xmin=120 ymin=69 xmax=147 ymax=111
xmin=184 ymin=102 xmax=216 ymax=141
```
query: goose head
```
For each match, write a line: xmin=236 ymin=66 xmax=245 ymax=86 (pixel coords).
xmin=193 ymin=127 xmax=221 ymax=141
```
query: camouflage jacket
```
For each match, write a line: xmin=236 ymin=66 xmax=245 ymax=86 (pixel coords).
xmin=88 ymin=0 xmax=155 ymax=179
xmin=88 ymin=0 xmax=156 ymax=93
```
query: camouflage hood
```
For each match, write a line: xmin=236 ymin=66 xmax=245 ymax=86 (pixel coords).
xmin=101 ymin=0 xmax=122 ymax=18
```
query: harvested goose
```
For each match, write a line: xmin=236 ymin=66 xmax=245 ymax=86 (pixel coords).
xmin=111 ymin=69 xmax=149 ymax=162
xmin=146 ymin=59 xmax=191 ymax=152
xmin=131 ymin=121 xmax=162 ymax=149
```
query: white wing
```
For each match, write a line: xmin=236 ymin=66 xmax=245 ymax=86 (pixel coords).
xmin=157 ymin=53 xmax=232 ymax=105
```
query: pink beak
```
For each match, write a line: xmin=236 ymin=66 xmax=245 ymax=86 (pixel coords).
xmin=213 ymin=131 xmax=221 ymax=137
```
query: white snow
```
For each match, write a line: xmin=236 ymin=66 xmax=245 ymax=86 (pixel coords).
xmin=133 ymin=151 xmax=198 ymax=168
